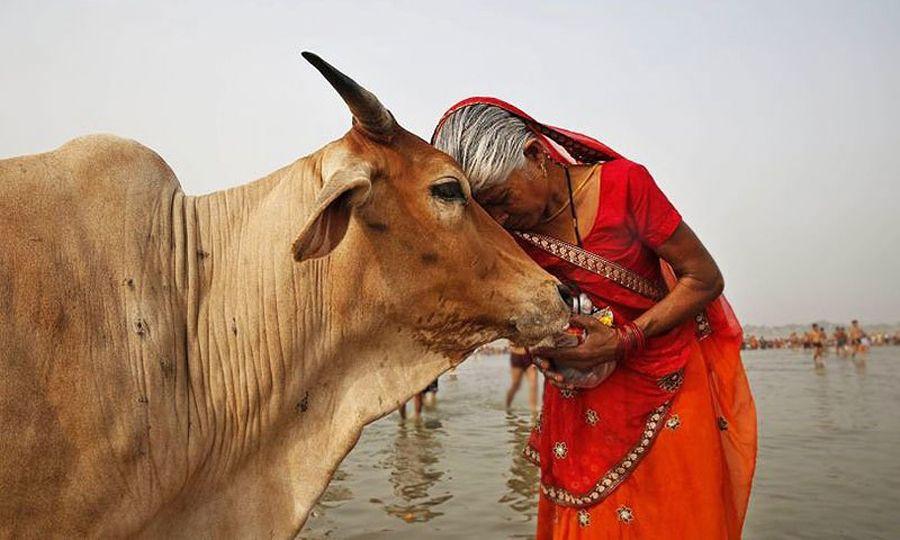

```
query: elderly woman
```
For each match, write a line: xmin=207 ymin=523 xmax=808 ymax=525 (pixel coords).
xmin=432 ymin=98 xmax=756 ymax=539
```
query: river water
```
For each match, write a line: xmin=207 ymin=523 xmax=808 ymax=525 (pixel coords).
xmin=300 ymin=347 xmax=900 ymax=539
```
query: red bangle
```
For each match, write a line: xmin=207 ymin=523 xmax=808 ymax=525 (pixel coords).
xmin=629 ymin=321 xmax=647 ymax=353
xmin=616 ymin=321 xmax=646 ymax=360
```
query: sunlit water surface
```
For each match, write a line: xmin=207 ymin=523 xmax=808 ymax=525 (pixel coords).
xmin=300 ymin=348 xmax=900 ymax=539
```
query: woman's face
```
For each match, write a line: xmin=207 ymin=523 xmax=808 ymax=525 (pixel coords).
xmin=475 ymin=146 xmax=550 ymax=231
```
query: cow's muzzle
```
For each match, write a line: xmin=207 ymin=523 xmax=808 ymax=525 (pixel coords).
xmin=509 ymin=281 xmax=570 ymax=345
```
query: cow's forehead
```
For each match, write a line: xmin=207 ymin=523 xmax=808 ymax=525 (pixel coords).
xmin=331 ymin=127 xmax=466 ymax=186
xmin=409 ymin=148 xmax=464 ymax=177
xmin=356 ymin=130 xmax=462 ymax=181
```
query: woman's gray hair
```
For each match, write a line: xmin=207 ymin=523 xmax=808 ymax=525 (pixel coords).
xmin=433 ymin=104 xmax=534 ymax=194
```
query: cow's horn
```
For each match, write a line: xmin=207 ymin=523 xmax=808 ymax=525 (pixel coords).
xmin=302 ymin=51 xmax=396 ymax=141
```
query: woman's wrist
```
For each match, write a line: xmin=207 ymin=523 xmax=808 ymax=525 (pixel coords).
xmin=616 ymin=321 xmax=646 ymax=360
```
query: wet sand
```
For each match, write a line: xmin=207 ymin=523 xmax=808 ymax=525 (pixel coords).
xmin=300 ymin=348 xmax=900 ymax=539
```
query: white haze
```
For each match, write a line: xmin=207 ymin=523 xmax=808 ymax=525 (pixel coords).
xmin=1 ymin=0 xmax=898 ymax=326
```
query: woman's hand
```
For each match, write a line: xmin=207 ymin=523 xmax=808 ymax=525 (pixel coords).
xmin=532 ymin=314 xmax=620 ymax=373
xmin=531 ymin=356 xmax=570 ymax=388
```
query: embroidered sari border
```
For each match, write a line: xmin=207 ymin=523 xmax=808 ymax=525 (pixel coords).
xmin=514 ymin=231 xmax=667 ymax=301
xmin=524 ymin=402 xmax=672 ymax=508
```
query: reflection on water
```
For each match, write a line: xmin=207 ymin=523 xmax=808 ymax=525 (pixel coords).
xmin=316 ymin=469 xmax=353 ymax=507
xmin=300 ymin=357 xmax=544 ymax=539
xmin=500 ymin=413 xmax=540 ymax=516
xmin=381 ymin=422 xmax=451 ymax=522
xmin=301 ymin=349 xmax=900 ymax=539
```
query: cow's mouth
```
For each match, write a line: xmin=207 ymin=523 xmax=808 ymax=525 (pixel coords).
xmin=509 ymin=302 xmax=570 ymax=347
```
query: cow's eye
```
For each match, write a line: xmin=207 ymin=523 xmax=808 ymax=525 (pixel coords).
xmin=430 ymin=179 xmax=467 ymax=203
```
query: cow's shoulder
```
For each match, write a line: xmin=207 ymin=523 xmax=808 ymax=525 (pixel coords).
xmin=54 ymin=134 xmax=183 ymax=197
xmin=1 ymin=134 xmax=183 ymax=204
xmin=0 ymin=134 xmax=185 ymax=275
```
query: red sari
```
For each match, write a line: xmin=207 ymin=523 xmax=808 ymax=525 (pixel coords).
xmin=434 ymin=99 xmax=757 ymax=538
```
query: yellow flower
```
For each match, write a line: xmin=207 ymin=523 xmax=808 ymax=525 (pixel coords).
xmin=596 ymin=307 xmax=614 ymax=327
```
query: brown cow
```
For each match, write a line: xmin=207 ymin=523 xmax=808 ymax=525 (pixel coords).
xmin=0 ymin=53 xmax=567 ymax=537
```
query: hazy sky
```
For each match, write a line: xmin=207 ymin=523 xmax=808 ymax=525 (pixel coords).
xmin=2 ymin=0 xmax=898 ymax=325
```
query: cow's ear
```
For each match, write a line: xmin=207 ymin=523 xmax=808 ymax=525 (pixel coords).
xmin=292 ymin=167 xmax=372 ymax=262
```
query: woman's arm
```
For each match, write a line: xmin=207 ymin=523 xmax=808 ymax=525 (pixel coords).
xmin=532 ymin=222 xmax=722 ymax=373
xmin=635 ymin=222 xmax=723 ymax=336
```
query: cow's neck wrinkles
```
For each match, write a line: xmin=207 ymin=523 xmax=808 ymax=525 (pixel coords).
xmin=179 ymin=152 xmax=345 ymax=480
xmin=165 ymin=147 xmax=455 ymax=533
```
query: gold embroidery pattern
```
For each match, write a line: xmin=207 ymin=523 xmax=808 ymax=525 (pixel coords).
xmin=536 ymin=403 xmax=671 ymax=508
xmin=617 ymin=505 xmax=635 ymax=524
xmin=514 ymin=232 xmax=667 ymax=301
xmin=524 ymin=444 xmax=540 ymax=466
xmin=553 ymin=442 xmax=568 ymax=460
xmin=560 ymin=388 xmax=578 ymax=399
xmin=665 ymin=414 xmax=681 ymax=430
xmin=657 ymin=369 xmax=685 ymax=393
xmin=577 ymin=509 xmax=591 ymax=528
xmin=585 ymin=409 xmax=599 ymax=426
xmin=696 ymin=312 xmax=713 ymax=339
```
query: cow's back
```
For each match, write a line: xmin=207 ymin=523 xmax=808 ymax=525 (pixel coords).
xmin=0 ymin=135 xmax=191 ymax=535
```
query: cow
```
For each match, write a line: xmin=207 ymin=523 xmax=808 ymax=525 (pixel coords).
xmin=0 ymin=52 xmax=568 ymax=537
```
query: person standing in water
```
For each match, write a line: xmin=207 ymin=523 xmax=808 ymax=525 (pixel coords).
xmin=398 ymin=379 xmax=439 ymax=420
xmin=809 ymin=323 xmax=825 ymax=366
xmin=834 ymin=326 xmax=848 ymax=357
xmin=849 ymin=320 xmax=868 ymax=357
xmin=507 ymin=345 xmax=539 ymax=412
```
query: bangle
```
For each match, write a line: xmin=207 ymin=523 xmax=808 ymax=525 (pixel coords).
xmin=628 ymin=321 xmax=647 ymax=353
xmin=616 ymin=321 xmax=647 ymax=360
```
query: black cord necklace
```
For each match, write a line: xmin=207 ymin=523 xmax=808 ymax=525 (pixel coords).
xmin=564 ymin=166 xmax=584 ymax=247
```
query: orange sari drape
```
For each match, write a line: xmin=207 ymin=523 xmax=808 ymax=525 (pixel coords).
xmin=536 ymin=328 xmax=756 ymax=538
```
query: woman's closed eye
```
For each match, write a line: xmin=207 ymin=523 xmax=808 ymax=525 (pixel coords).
xmin=482 ymin=189 xmax=510 ymax=208
xmin=430 ymin=179 xmax=467 ymax=203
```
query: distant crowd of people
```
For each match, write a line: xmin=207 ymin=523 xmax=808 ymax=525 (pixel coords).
xmin=743 ymin=320 xmax=900 ymax=359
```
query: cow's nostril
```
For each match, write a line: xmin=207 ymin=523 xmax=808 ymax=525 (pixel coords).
xmin=556 ymin=283 xmax=575 ymax=308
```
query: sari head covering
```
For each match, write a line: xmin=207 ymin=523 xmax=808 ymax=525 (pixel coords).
xmin=432 ymin=96 xmax=623 ymax=167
